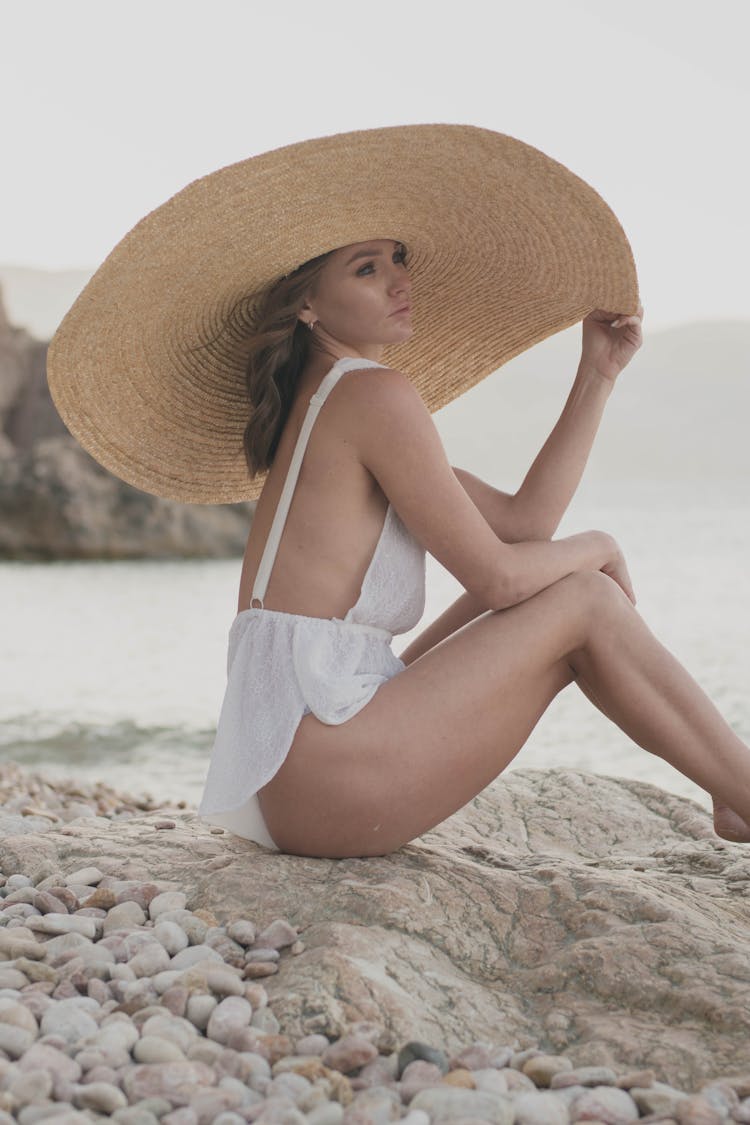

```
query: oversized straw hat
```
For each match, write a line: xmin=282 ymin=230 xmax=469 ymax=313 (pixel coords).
xmin=46 ymin=122 xmax=640 ymax=504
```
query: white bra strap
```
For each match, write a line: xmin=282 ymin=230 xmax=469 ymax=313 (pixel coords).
xmin=250 ymin=357 xmax=384 ymax=609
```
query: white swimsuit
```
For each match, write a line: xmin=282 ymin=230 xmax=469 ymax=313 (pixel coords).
xmin=198 ymin=356 xmax=426 ymax=849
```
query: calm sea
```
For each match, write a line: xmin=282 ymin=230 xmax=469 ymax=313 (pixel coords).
xmin=2 ymin=491 xmax=748 ymax=818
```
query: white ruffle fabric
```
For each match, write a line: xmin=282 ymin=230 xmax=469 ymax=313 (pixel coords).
xmin=198 ymin=610 xmax=407 ymax=819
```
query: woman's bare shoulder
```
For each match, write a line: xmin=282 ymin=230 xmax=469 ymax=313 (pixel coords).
xmin=335 ymin=362 xmax=419 ymax=411
xmin=338 ymin=363 xmax=512 ymax=608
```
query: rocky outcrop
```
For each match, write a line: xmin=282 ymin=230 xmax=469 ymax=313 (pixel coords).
xmin=0 ymin=285 xmax=254 ymax=558
xmin=2 ymin=764 xmax=749 ymax=1093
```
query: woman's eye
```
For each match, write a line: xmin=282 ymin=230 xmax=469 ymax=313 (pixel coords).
xmin=357 ymin=249 xmax=408 ymax=276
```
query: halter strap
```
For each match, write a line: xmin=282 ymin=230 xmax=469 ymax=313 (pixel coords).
xmin=251 ymin=356 xmax=385 ymax=609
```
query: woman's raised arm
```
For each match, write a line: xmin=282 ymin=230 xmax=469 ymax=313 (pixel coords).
xmin=512 ymin=304 xmax=645 ymax=539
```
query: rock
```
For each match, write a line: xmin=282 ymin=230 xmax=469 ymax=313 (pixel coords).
xmin=297 ymin=1034 xmax=330 ymax=1057
xmin=0 ymin=968 xmax=30 ymax=990
xmin=343 ymin=1085 xmax=402 ymax=1123
xmin=630 ymin=1082 xmax=690 ymax=1116
xmin=0 ymin=1023 xmax=35 ymax=1058
xmin=132 ymin=1036 xmax=187 ymax=1063
xmin=226 ymin=920 xmax=256 ymax=946
xmin=149 ymin=892 xmax=188 ymax=921
xmin=569 ymin=1084 xmax=639 ymax=1121
xmin=3 ymin=768 xmax=750 ymax=1091
xmin=308 ymin=1105 xmax=345 ymax=1125
xmin=472 ymin=1068 xmax=510 ymax=1096
xmin=551 ymin=1066 xmax=618 ymax=1088
xmin=322 ymin=1035 xmax=380 ymax=1074
xmin=139 ymin=1015 xmax=197 ymax=1054
xmin=0 ymin=930 xmax=45 ymax=960
xmin=0 ymin=288 xmax=255 ymax=560
xmin=399 ymin=1060 xmax=447 ymax=1102
xmin=129 ymin=945 xmax=172 ymax=977
xmin=254 ymin=919 xmax=299 ymax=951
xmin=64 ymin=866 xmax=104 ymax=886
xmin=154 ymin=921 xmax=190 ymax=956
xmin=409 ymin=1086 xmax=514 ymax=1123
xmin=16 ymin=1041 xmax=82 ymax=1084
xmin=206 ymin=996 xmax=253 ymax=1044
xmin=103 ymin=901 xmax=147 ymax=932
xmin=170 ymin=944 xmax=224 ymax=971
xmin=186 ymin=994 xmax=218 ymax=1031
xmin=204 ymin=968 xmax=245 ymax=997
xmin=73 ymin=1080 xmax=129 ymax=1113
xmin=673 ymin=1093 xmax=725 ymax=1123
xmin=6 ymin=1064 xmax=54 ymax=1104
xmin=0 ymin=1000 xmax=38 ymax=1037
xmin=40 ymin=998 xmax=100 ymax=1046
xmin=522 ymin=1054 xmax=574 ymax=1086
xmin=513 ymin=1090 xmax=570 ymax=1124
xmin=121 ymin=1060 xmax=217 ymax=1105
xmin=25 ymin=912 xmax=98 ymax=938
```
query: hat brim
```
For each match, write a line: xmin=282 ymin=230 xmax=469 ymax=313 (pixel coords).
xmin=46 ymin=123 xmax=639 ymax=504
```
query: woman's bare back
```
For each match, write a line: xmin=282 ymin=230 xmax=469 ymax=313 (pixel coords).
xmin=236 ymin=362 xmax=393 ymax=620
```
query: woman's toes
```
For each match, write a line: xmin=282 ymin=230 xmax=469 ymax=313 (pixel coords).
xmin=713 ymin=801 xmax=750 ymax=843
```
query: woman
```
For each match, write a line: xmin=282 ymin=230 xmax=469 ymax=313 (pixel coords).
xmin=198 ymin=235 xmax=750 ymax=858
xmin=46 ymin=124 xmax=750 ymax=858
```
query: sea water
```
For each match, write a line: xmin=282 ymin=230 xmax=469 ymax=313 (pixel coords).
xmin=1 ymin=493 xmax=748 ymax=816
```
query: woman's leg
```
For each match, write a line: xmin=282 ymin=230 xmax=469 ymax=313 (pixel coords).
xmin=568 ymin=621 xmax=750 ymax=841
xmin=262 ymin=569 xmax=750 ymax=857
xmin=404 ymin=587 xmax=750 ymax=842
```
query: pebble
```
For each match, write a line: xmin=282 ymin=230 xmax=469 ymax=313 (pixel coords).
xmin=64 ymin=866 xmax=104 ymax=887
xmin=132 ymin=1035 xmax=187 ymax=1063
xmin=522 ymin=1053 xmax=574 ymax=1085
xmin=409 ymin=1085 xmax=514 ymax=1123
xmin=569 ymin=1084 xmax=639 ymax=1121
xmin=513 ymin=1090 xmax=570 ymax=1124
xmin=1 ymin=761 xmax=747 ymax=1125
xmin=550 ymin=1065 xmax=619 ymax=1088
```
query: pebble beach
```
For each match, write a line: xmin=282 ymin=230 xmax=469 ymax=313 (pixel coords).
xmin=2 ymin=761 xmax=750 ymax=1125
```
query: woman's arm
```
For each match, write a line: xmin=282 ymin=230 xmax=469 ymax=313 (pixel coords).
xmin=399 ymin=366 xmax=613 ymax=666
xmin=512 ymin=361 xmax=614 ymax=540
xmin=398 ymin=305 xmax=645 ymax=665
xmin=513 ymin=300 xmax=645 ymax=537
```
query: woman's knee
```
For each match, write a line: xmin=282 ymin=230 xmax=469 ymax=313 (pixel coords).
xmin=559 ymin=568 xmax=632 ymax=637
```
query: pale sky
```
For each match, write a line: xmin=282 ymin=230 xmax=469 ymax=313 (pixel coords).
xmin=2 ymin=0 xmax=748 ymax=330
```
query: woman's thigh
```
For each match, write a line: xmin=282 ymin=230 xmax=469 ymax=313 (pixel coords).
xmin=259 ymin=570 xmax=617 ymax=858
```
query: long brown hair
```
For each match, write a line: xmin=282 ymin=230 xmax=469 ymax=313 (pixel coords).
xmin=241 ymin=250 xmax=333 ymax=479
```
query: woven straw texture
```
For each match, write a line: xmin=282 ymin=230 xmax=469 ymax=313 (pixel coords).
xmin=46 ymin=123 xmax=640 ymax=504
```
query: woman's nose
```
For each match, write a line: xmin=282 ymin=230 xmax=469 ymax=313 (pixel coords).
xmin=389 ymin=270 xmax=410 ymax=294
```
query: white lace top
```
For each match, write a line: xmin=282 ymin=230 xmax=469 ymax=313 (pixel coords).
xmin=197 ymin=356 xmax=426 ymax=837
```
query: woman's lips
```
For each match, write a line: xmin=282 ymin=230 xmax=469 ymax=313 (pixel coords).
xmin=391 ymin=305 xmax=411 ymax=315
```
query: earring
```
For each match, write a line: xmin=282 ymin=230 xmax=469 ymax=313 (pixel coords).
xmin=308 ymin=320 xmax=316 ymax=331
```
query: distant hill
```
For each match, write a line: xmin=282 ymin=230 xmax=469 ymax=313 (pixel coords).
xmin=435 ymin=319 xmax=750 ymax=505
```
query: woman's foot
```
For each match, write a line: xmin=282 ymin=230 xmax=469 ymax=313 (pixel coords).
xmin=712 ymin=798 xmax=750 ymax=842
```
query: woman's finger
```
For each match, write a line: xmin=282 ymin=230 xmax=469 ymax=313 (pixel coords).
xmin=611 ymin=313 xmax=642 ymax=329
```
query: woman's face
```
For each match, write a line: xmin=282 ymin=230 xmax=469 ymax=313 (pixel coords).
xmin=301 ymin=238 xmax=413 ymax=353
